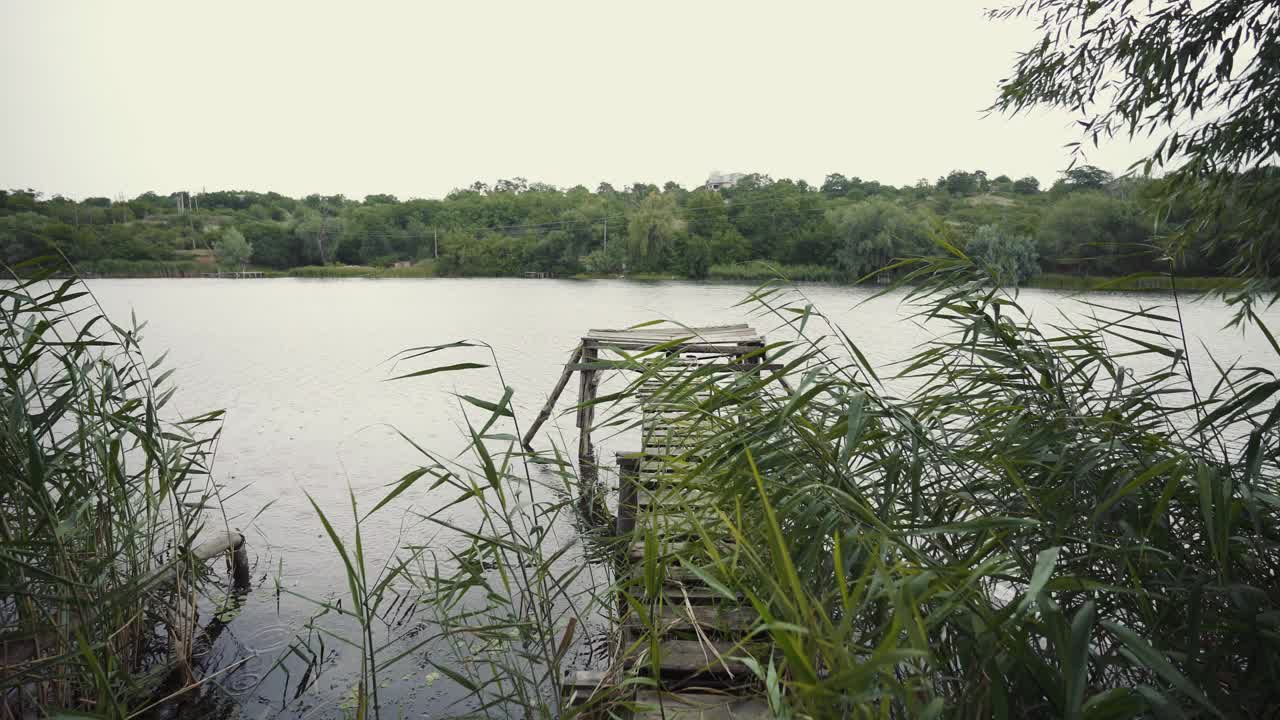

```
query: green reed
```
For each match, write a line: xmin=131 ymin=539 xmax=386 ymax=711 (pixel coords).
xmin=300 ymin=245 xmax=1278 ymax=718
xmin=0 ymin=262 xmax=227 ymax=717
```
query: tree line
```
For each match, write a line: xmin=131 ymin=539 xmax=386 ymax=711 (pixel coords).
xmin=1 ymin=165 xmax=1272 ymax=281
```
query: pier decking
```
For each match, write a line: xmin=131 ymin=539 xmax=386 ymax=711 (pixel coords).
xmin=525 ymin=324 xmax=776 ymax=718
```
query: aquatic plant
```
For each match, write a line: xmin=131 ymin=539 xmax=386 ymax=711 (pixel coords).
xmin=0 ymin=263 xmax=228 ymax=717
xmin=312 ymin=241 xmax=1280 ymax=718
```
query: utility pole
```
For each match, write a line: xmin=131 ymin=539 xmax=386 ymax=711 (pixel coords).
xmin=434 ymin=226 xmax=438 ymax=258
xmin=318 ymin=216 xmax=329 ymax=264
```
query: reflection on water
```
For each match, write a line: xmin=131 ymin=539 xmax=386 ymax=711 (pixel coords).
xmin=87 ymin=278 xmax=1275 ymax=718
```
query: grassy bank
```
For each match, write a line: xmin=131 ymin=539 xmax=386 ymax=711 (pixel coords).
xmin=77 ymin=258 xmax=213 ymax=277
xmin=709 ymin=260 xmax=840 ymax=282
xmin=1028 ymin=272 xmax=1244 ymax=291
xmin=53 ymin=258 xmax=1250 ymax=293
xmin=286 ymin=262 xmax=436 ymax=278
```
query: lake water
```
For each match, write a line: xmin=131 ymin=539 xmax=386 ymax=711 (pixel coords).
xmin=85 ymin=278 xmax=1277 ymax=719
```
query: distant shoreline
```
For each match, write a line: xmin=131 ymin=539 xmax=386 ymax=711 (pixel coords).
xmin=63 ymin=267 xmax=1245 ymax=293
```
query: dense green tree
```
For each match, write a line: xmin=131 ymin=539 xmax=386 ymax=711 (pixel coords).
xmin=829 ymin=199 xmax=932 ymax=278
xmin=581 ymin=239 xmax=625 ymax=274
xmin=0 ymin=212 xmax=51 ymax=263
xmin=966 ymin=224 xmax=1039 ymax=284
xmin=104 ymin=225 xmax=171 ymax=261
xmin=626 ymin=192 xmax=681 ymax=271
xmin=992 ymin=0 xmax=1280 ymax=282
xmin=681 ymin=233 xmax=711 ymax=279
xmin=1037 ymin=192 xmax=1150 ymax=273
xmin=214 ymin=228 xmax=253 ymax=270
xmin=1052 ymin=165 xmax=1114 ymax=193
xmin=1012 ymin=176 xmax=1041 ymax=194
xmin=705 ymin=228 xmax=751 ymax=264
xmin=684 ymin=190 xmax=731 ymax=238
xmin=244 ymin=221 xmax=301 ymax=269
xmin=938 ymin=170 xmax=986 ymax=196
xmin=725 ymin=177 xmax=826 ymax=262
xmin=821 ymin=173 xmax=851 ymax=197
xmin=4 ymin=160 xmax=1270 ymax=280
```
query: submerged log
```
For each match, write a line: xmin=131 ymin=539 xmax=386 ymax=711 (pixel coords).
xmin=143 ymin=530 xmax=248 ymax=590
xmin=1 ymin=531 xmax=249 ymax=670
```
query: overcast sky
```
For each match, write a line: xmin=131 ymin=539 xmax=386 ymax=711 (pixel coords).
xmin=1 ymin=1 xmax=1149 ymax=200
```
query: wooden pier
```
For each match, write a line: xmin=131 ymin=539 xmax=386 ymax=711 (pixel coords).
xmin=524 ymin=324 xmax=776 ymax=718
xmin=200 ymin=271 xmax=265 ymax=279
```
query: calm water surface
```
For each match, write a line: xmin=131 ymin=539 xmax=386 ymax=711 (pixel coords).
xmin=86 ymin=278 xmax=1277 ymax=719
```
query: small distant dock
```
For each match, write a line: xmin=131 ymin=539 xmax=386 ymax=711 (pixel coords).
xmin=201 ymin=271 xmax=266 ymax=279
xmin=525 ymin=324 xmax=777 ymax=718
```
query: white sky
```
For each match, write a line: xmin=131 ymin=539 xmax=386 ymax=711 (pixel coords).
xmin=0 ymin=0 xmax=1150 ymax=200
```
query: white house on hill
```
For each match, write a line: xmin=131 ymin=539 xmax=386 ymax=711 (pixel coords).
xmin=704 ymin=171 xmax=746 ymax=191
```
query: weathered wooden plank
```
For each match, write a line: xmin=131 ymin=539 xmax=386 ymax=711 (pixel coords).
xmin=620 ymin=566 xmax=743 ymax=603
xmin=576 ymin=324 xmax=773 ymax=711
xmin=591 ymin=342 xmax=765 ymax=355
xmin=577 ymin=346 xmax=600 ymax=461
xmin=628 ymin=541 xmax=706 ymax=562
xmin=584 ymin=324 xmax=761 ymax=344
xmin=561 ymin=669 xmax=612 ymax=708
xmin=632 ymin=691 xmax=771 ymax=719
xmin=617 ymin=453 xmax=640 ymax=536
xmin=622 ymin=605 xmax=757 ymax=637
xmin=636 ymin=487 xmax=713 ymax=505
xmin=624 ymin=638 xmax=764 ymax=677
xmin=521 ymin=343 xmax=583 ymax=450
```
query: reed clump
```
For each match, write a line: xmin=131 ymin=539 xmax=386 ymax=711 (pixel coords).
xmin=611 ymin=253 xmax=1280 ymax=717
xmin=323 ymin=248 xmax=1280 ymax=718
xmin=0 ymin=264 xmax=226 ymax=717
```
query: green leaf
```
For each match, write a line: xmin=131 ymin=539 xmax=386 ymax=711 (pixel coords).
xmin=1019 ymin=546 xmax=1060 ymax=613
xmin=388 ymin=362 xmax=488 ymax=381
xmin=1104 ymin=621 xmax=1221 ymax=718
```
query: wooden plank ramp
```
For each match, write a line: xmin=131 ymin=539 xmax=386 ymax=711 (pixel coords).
xmin=605 ymin=354 xmax=771 ymax=716
xmin=547 ymin=325 xmax=772 ymax=717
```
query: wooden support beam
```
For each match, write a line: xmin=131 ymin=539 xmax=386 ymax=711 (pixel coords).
xmin=521 ymin=343 xmax=583 ymax=451
xmin=616 ymin=453 xmax=640 ymax=536
xmin=585 ymin=341 xmax=765 ymax=355
xmin=577 ymin=345 xmax=599 ymax=463
xmin=565 ymin=362 xmax=782 ymax=373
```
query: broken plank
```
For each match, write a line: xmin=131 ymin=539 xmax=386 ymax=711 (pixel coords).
xmin=623 ymin=637 xmax=764 ymax=678
xmin=631 ymin=691 xmax=771 ymax=720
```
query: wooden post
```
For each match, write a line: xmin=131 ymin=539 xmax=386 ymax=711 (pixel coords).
xmin=616 ymin=453 xmax=640 ymax=536
xmin=577 ymin=345 xmax=600 ymax=464
xmin=521 ymin=344 xmax=583 ymax=450
xmin=232 ymin=539 xmax=251 ymax=590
